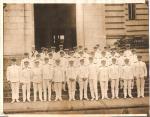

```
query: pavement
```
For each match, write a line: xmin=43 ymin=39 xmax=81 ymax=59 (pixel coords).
xmin=3 ymin=97 xmax=149 ymax=114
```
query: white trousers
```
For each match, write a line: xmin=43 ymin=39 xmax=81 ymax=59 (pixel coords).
xmin=67 ymin=80 xmax=76 ymax=100
xmin=136 ymin=77 xmax=145 ymax=97
xmin=54 ymin=82 xmax=62 ymax=100
xmin=123 ymin=79 xmax=132 ymax=97
xmin=43 ymin=79 xmax=52 ymax=101
xmin=33 ymin=82 xmax=42 ymax=101
xmin=22 ymin=83 xmax=30 ymax=101
xmin=100 ymin=81 xmax=108 ymax=98
xmin=79 ymin=79 xmax=88 ymax=100
xmin=111 ymin=79 xmax=119 ymax=98
xmin=89 ymin=79 xmax=98 ymax=100
xmin=11 ymin=82 xmax=19 ymax=100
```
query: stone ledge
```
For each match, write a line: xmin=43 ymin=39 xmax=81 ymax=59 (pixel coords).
xmin=4 ymin=97 xmax=149 ymax=114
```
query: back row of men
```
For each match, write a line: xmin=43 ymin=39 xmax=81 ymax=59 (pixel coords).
xmin=6 ymin=44 xmax=147 ymax=103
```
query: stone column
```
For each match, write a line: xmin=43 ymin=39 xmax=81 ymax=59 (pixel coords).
xmin=24 ymin=4 xmax=35 ymax=53
xmin=76 ymin=4 xmax=106 ymax=50
xmin=76 ymin=4 xmax=85 ymax=47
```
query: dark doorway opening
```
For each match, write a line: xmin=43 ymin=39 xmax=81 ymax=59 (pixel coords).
xmin=34 ymin=4 xmax=77 ymax=52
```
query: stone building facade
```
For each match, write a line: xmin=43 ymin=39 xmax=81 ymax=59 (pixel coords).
xmin=4 ymin=3 xmax=149 ymax=56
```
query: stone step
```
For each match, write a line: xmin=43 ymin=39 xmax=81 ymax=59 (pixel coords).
xmin=4 ymin=97 xmax=149 ymax=114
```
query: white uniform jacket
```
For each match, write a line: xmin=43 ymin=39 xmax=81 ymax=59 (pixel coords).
xmin=6 ymin=65 xmax=21 ymax=82
xmin=32 ymin=67 xmax=42 ymax=83
xmin=88 ymin=63 xmax=98 ymax=80
xmin=108 ymin=64 xmax=120 ymax=79
xmin=66 ymin=66 xmax=77 ymax=81
xmin=20 ymin=67 xmax=32 ymax=83
xmin=98 ymin=66 xmax=109 ymax=82
xmin=134 ymin=61 xmax=147 ymax=78
xmin=42 ymin=63 xmax=54 ymax=80
xmin=78 ymin=65 xmax=89 ymax=79
xmin=53 ymin=66 xmax=65 ymax=82
xmin=98 ymin=66 xmax=109 ymax=81
xmin=122 ymin=65 xmax=134 ymax=80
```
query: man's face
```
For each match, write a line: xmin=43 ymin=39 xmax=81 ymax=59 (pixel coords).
xmin=44 ymin=59 xmax=49 ymax=64
xmin=35 ymin=62 xmax=39 ymax=67
xmin=112 ymin=59 xmax=116 ymax=64
xmin=101 ymin=61 xmax=106 ymax=66
xmin=69 ymin=62 xmax=74 ymax=66
xmin=49 ymin=55 xmax=53 ymax=59
xmin=89 ymin=58 xmax=93 ymax=63
xmin=24 ymin=55 xmax=28 ymax=58
xmin=11 ymin=61 xmax=16 ymax=65
xmin=80 ymin=60 xmax=84 ymax=65
xmin=56 ymin=61 xmax=60 ymax=66
xmin=24 ymin=62 xmax=29 ymax=67
xmin=137 ymin=57 xmax=142 ymax=61
xmin=125 ymin=60 xmax=129 ymax=64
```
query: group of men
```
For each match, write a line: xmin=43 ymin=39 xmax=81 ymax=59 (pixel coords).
xmin=6 ymin=44 xmax=147 ymax=103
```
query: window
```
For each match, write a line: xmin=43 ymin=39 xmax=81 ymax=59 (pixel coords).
xmin=128 ymin=4 xmax=136 ymax=20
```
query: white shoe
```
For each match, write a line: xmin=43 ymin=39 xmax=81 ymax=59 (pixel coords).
xmin=27 ymin=99 xmax=31 ymax=102
xmin=72 ymin=98 xmax=75 ymax=101
xmin=11 ymin=100 xmax=15 ymax=103
xmin=16 ymin=99 xmax=20 ymax=102
xmin=48 ymin=99 xmax=51 ymax=102
xmin=124 ymin=96 xmax=127 ymax=99
xmin=116 ymin=97 xmax=119 ymax=99
xmin=111 ymin=97 xmax=115 ymax=99
xmin=129 ymin=96 xmax=133 ymax=98
xmin=102 ymin=97 xmax=104 ymax=99
xmin=91 ymin=98 xmax=94 ymax=101
xmin=84 ymin=98 xmax=89 ymax=100
xmin=54 ymin=99 xmax=58 ymax=101
xmin=141 ymin=96 xmax=144 ymax=98
xmin=59 ymin=98 xmax=62 ymax=101
xmin=23 ymin=100 xmax=26 ymax=103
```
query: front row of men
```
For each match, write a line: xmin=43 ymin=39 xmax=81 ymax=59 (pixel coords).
xmin=7 ymin=55 xmax=147 ymax=103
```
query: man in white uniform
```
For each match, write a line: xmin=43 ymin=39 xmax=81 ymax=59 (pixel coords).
xmin=109 ymin=58 xmax=120 ymax=99
xmin=134 ymin=55 xmax=147 ymax=98
xmin=6 ymin=58 xmax=21 ymax=103
xmin=32 ymin=60 xmax=43 ymax=102
xmin=66 ymin=59 xmax=77 ymax=101
xmin=42 ymin=58 xmax=54 ymax=101
xmin=88 ymin=57 xmax=98 ymax=101
xmin=78 ymin=59 xmax=89 ymax=100
xmin=122 ymin=58 xmax=134 ymax=98
xmin=20 ymin=60 xmax=32 ymax=102
xmin=98 ymin=60 xmax=109 ymax=99
xmin=53 ymin=59 xmax=65 ymax=101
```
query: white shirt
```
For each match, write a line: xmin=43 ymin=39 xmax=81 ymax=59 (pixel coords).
xmin=78 ymin=65 xmax=89 ymax=78
xmin=122 ymin=64 xmax=134 ymax=80
xmin=21 ymin=67 xmax=32 ymax=83
xmin=42 ymin=63 xmax=54 ymax=80
xmin=134 ymin=61 xmax=147 ymax=78
xmin=53 ymin=66 xmax=64 ymax=82
xmin=117 ymin=56 xmax=125 ymax=66
xmin=6 ymin=65 xmax=21 ymax=82
xmin=66 ymin=66 xmax=77 ymax=81
xmin=88 ymin=63 xmax=98 ymax=80
xmin=109 ymin=64 xmax=120 ymax=79
xmin=32 ymin=67 xmax=42 ymax=83
xmin=98 ymin=66 xmax=109 ymax=81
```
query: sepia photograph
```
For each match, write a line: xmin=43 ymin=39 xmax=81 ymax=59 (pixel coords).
xmin=2 ymin=1 xmax=149 ymax=116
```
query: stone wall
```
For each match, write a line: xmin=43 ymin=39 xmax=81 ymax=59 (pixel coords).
xmin=4 ymin=4 xmax=34 ymax=56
